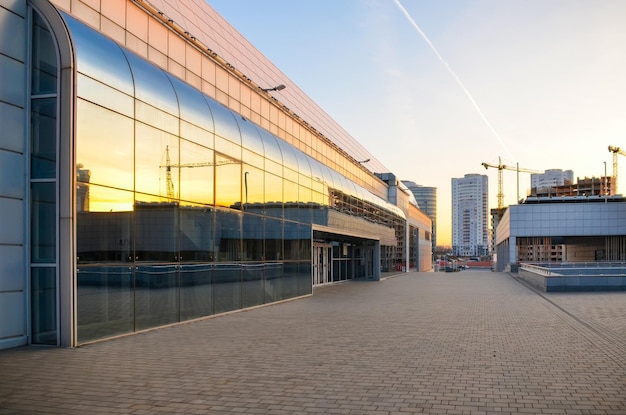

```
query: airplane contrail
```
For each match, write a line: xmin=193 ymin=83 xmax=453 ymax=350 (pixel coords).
xmin=393 ymin=0 xmax=514 ymax=161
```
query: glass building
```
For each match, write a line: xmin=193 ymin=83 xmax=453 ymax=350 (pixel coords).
xmin=0 ymin=0 xmax=431 ymax=349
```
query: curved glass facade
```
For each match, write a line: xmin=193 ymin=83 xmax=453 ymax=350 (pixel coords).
xmin=63 ymin=14 xmax=405 ymax=344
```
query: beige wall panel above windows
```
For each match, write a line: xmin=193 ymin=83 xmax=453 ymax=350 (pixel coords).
xmin=78 ymin=0 xmax=100 ymax=11
xmin=239 ymin=85 xmax=251 ymax=111
xmin=71 ymin=0 xmax=100 ymax=29
xmin=148 ymin=17 xmax=168 ymax=54
xmin=126 ymin=3 xmax=148 ymax=41
xmin=185 ymin=44 xmax=201 ymax=76
xmin=167 ymin=30 xmax=185 ymax=65
xmin=100 ymin=16 xmax=125 ymax=45
xmin=126 ymin=33 xmax=148 ymax=59
xmin=215 ymin=66 xmax=229 ymax=96
xmin=201 ymin=56 xmax=216 ymax=84
xmin=167 ymin=59 xmax=185 ymax=82
xmin=250 ymin=92 xmax=261 ymax=115
xmin=227 ymin=74 xmax=240 ymax=102
xmin=185 ymin=70 xmax=201 ymax=90
xmin=100 ymin=0 xmax=125 ymax=27
xmin=147 ymin=46 xmax=167 ymax=71
xmin=227 ymin=97 xmax=240 ymax=114
xmin=259 ymin=99 xmax=270 ymax=121
xmin=201 ymin=80 xmax=216 ymax=100
xmin=238 ymin=105 xmax=251 ymax=122
xmin=50 ymin=0 xmax=71 ymax=13
xmin=214 ymin=89 xmax=228 ymax=107
xmin=249 ymin=111 xmax=261 ymax=127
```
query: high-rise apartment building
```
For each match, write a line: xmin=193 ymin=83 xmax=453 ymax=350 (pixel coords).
xmin=402 ymin=181 xmax=437 ymax=250
xmin=452 ymin=174 xmax=489 ymax=257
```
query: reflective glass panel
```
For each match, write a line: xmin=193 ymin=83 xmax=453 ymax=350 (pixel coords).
xmin=238 ymin=118 xmax=264 ymax=156
xmin=77 ymin=185 xmax=133 ymax=263
xmin=31 ymin=182 xmax=56 ymax=263
xmin=264 ymin=217 xmax=282 ymax=261
xmin=215 ymin=153 xmax=241 ymax=209
xmin=259 ymin=130 xmax=282 ymax=165
xmin=179 ymin=206 xmax=215 ymax=262
xmin=215 ymin=209 xmax=241 ymax=262
xmin=168 ymin=74 xmax=213 ymax=130
xmin=242 ymin=214 xmax=263 ymax=261
xmin=63 ymin=14 xmax=133 ymax=95
xmin=134 ymin=198 xmax=179 ymax=262
xmin=181 ymin=120 xmax=213 ymax=149
xmin=265 ymin=173 xmax=282 ymax=218
xmin=242 ymin=166 xmax=264 ymax=208
xmin=77 ymin=265 xmax=133 ymax=343
xmin=125 ymin=51 xmax=178 ymax=116
xmin=241 ymin=262 xmax=264 ymax=309
xmin=32 ymin=12 xmax=57 ymax=95
xmin=77 ymin=74 xmax=134 ymax=117
xmin=135 ymin=122 xmax=178 ymax=198
xmin=136 ymin=100 xmax=179 ymax=135
xmin=76 ymin=99 xmax=134 ymax=190
xmin=207 ymin=99 xmax=240 ymax=144
xmin=179 ymin=140 xmax=214 ymax=205
xmin=30 ymin=98 xmax=56 ymax=179
xmin=135 ymin=264 xmax=178 ymax=330
xmin=180 ymin=264 xmax=213 ymax=320
xmin=213 ymin=262 xmax=241 ymax=314
xmin=31 ymin=267 xmax=57 ymax=344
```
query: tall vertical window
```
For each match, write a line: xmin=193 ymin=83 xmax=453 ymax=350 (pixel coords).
xmin=30 ymin=11 xmax=58 ymax=345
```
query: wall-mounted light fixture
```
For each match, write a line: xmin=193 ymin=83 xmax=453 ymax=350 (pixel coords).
xmin=261 ymin=84 xmax=286 ymax=92
xmin=358 ymin=159 xmax=370 ymax=164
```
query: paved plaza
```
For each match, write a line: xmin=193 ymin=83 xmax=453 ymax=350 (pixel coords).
xmin=1 ymin=271 xmax=625 ymax=415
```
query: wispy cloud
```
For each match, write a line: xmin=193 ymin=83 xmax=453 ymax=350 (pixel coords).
xmin=393 ymin=0 xmax=514 ymax=161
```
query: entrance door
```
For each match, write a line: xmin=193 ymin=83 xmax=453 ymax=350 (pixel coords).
xmin=312 ymin=243 xmax=332 ymax=286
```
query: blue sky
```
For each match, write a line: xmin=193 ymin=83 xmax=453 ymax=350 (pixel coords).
xmin=208 ymin=0 xmax=626 ymax=245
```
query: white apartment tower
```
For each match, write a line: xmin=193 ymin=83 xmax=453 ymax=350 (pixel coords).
xmin=452 ymin=174 xmax=489 ymax=257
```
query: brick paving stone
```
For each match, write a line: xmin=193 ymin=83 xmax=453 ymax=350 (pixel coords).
xmin=0 ymin=271 xmax=625 ymax=414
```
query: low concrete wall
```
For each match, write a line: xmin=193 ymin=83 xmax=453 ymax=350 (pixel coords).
xmin=518 ymin=268 xmax=626 ymax=292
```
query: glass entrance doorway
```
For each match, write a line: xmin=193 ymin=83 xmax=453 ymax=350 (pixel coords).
xmin=312 ymin=243 xmax=332 ymax=286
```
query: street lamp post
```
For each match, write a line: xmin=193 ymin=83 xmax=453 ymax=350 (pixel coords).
xmin=261 ymin=84 xmax=286 ymax=92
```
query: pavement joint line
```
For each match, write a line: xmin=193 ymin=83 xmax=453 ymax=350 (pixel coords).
xmin=510 ymin=273 xmax=626 ymax=369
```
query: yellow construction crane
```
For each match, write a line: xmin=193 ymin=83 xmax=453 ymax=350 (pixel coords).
xmin=481 ymin=157 xmax=542 ymax=209
xmin=160 ymin=146 xmax=240 ymax=200
xmin=608 ymin=145 xmax=625 ymax=194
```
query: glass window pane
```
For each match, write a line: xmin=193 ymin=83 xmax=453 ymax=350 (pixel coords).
xmin=215 ymin=153 xmax=241 ymax=209
xmin=179 ymin=140 xmax=214 ymax=205
xmin=180 ymin=207 xmax=215 ymax=262
xmin=134 ymin=199 xmax=179 ymax=262
xmin=31 ymin=267 xmax=57 ymax=345
xmin=264 ymin=217 xmax=283 ymax=262
xmin=265 ymin=173 xmax=282 ymax=218
xmin=63 ymin=13 xmax=133 ymax=95
xmin=135 ymin=264 xmax=178 ymax=330
xmin=213 ymin=262 xmax=241 ymax=314
xmin=76 ymin=99 xmax=134 ymax=190
xmin=243 ymin=167 xmax=264 ymax=208
xmin=31 ymin=182 xmax=56 ymax=263
xmin=238 ymin=118 xmax=264 ymax=156
xmin=207 ymin=99 xmax=240 ymax=144
xmin=135 ymin=100 xmax=179 ymax=135
xmin=259 ymin=129 xmax=282 ymax=164
xmin=77 ymin=74 xmax=134 ymax=117
xmin=168 ymin=74 xmax=213 ymax=130
xmin=77 ymin=265 xmax=133 ymax=343
xmin=180 ymin=264 xmax=213 ymax=320
xmin=30 ymin=98 xmax=56 ymax=179
xmin=77 ymin=185 xmax=133 ymax=263
xmin=32 ymin=12 xmax=57 ymax=95
xmin=181 ymin=120 xmax=213 ymax=148
xmin=243 ymin=214 xmax=263 ymax=261
xmin=241 ymin=262 xmax=263 ymax=309
xmin=136 ymin=123 xmax=178 ymax=199
xmin=215 ymin=209 xmax=241 ymax=262
xmin=125 ymin=51 xmax=178 ymax=116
